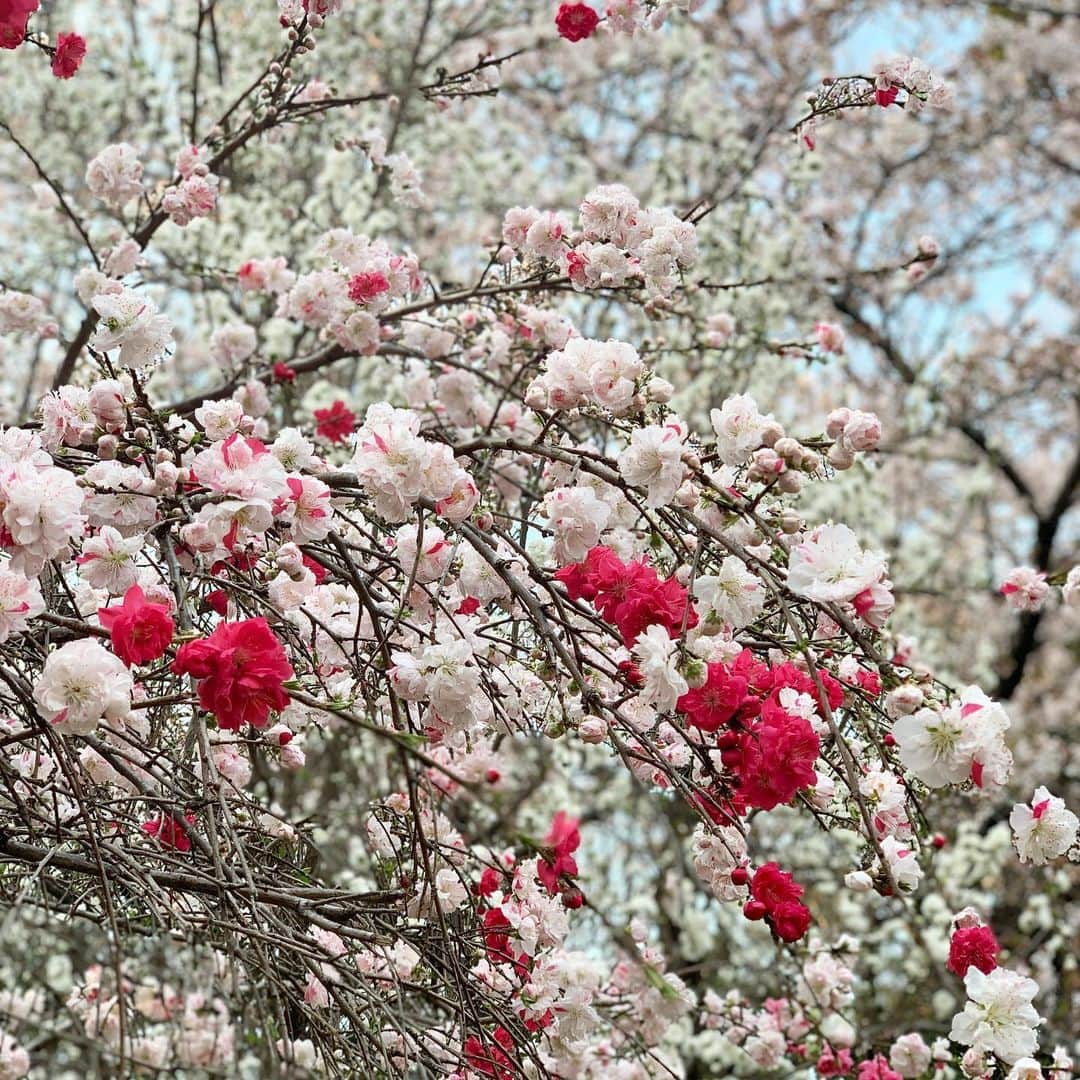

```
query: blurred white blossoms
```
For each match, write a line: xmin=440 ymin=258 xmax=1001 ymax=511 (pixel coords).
xmin=34 ymin=638 xmax=134 ymax=735
xmin=786 ymin=522 xmax=887 ymax=604
xmin=91 ymin=288 xmax=174 ymax=367
xmin=1009 ymin=787 xmax=1078 ymax=865
xmin=949 ymin=966 xmax=1042 ymax=1064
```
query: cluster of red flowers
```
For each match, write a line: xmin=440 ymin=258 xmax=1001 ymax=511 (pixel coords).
xmin=555 ymin=546 xmax=697 ymax=646
xmin=678 ymin=649 xmax=842 ymax=813
xmin=0 ymin=1 xmax=85 ymax=78
xmin=555 ymin=3 xmax=599 ymax=42
xmin=314 ymin=399 xmax=357 ymax=445
xmin=172 ymin=617 xmax=294 ymax=730
xmin=743 ymin=863 xmax=812 ymax=942
xmin=98 ymin=585 xmax=174 ymax=668
xmin=463 ymin=1025 xmax=516 ymax=1080
xmin=536 ymin=810 xmax=581 ymax=899
xmin=947 ymin=924 xmax=1000 ymax=977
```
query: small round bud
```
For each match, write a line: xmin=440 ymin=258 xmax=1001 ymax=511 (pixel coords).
xmin=743 ymin=899 xmax=767 ymax=921
xmin=779 ymin=509 xmax=802 ymax=534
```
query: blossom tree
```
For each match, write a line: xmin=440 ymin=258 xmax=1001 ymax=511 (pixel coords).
xmin=0 ymin=1 xmax=1077 ymax=1078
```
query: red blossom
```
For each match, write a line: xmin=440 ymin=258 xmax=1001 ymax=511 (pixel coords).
xmin=750 ymin=863 xmax=804 ymax=908
xmin=172 ymin=617 xmax=294 ymax=731
xmin=536 ymin=810 xmax=580 ymax=894
xmin=556 ymin=546 xmax=697 ymax=646
xmin=555 ymin=3 xmax=599 ymax=42
xmin=771 ymin=899 xmax=812 ymax=942
xmin=98 ymin=585 xmax=175 ymax=667
xmin=875 ymin=85 xmax=899 ymax=108
xmin=347 ymin=270 xmax=390 ymax=304
xmin=0 ymin=0 xmax=37 ymax=49
xmin=272 ymin=362 xmax=296 ymax=383
xmin=51 ymin=31 xmax=86 ymax=78
xmin=463 ymin=1026 xmax=515 ymax=1080
xmin=314 ymin=399 xmax=357 ymax=444
xmin=142 ymin=811 xmax=196 ymax=852
xmin=677 ymin=662 xmax=751 ymax=732
xmin=947 ymin=924 xmax=999 ymax=977
xmin=737 ymin=707 xmax=821 ymax=811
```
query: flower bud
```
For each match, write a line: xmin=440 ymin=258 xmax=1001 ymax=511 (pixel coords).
xmin=647 ymin=376 xmax=674 ymax=403
xmin=828 ymin=442 xmax=856 ymax=470
xmin=578 ymin=717 xmax=608 ymax=743
xmin=825 ymin=407 xmax=852 ymax=439
xmin=777 ymin=470 xmax=803 ymax=494
xmin=779 ymin=509 xmax=802 ymax=534
xmin=845 ymin=870 xmax=874 ymax=892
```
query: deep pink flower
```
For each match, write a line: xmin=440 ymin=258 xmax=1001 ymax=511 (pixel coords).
xmin=142 ymin=811 xmax=196 ymax=852
xmin=0 ymin=0 xmax=37 ymax=50
xmin=947 ymin=924 xmax=999 ymax=977
xmin=51 ymin=30 xmax=86 ymax=78
xmin=555 ymin=3 xmax=598 ymax=42
xmin=98 ymin=585 xmax=174 ymax=667
xmin=750 ymin=862 xmax=803 ymax=909
xmin=677 ymin=663 xmax=751 ymax=732
xmin=738 ymin=709 xmax=821 ymax=811
xmin=771 ymin=900 xmax=812 ymax=942
xmin=347 ymin=270 xmax=390 ymax=304
xmin=537 ymin=811 xmax=580 ymax=894
xmin=172 ymin=617 xmax=294 ymax=730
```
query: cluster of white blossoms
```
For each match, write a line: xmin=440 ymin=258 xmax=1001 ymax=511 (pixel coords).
xmin=273 ymin=228 xmax=421 ymax=356
xmin=161 ymin=144 xmax=220 ymax=226
xmin=689 ymin=823 xmax=747 ymax=901
xmin=502 ymin=182 xmax=697 ymax=297
xmin=525 ymin=336 xmax=646 ymax=414
xmin=33 ymin=638 xmax=134 ymax=736
xmin=350 ymin=402 xmax=478 ymax=523
xmin=950 ymin=966 xmax=1042 ymax=1066
xmin=0 ymin=435 xmax=86 ymax=576
xmin=786 ymin=522 xmax=893 ymax=624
